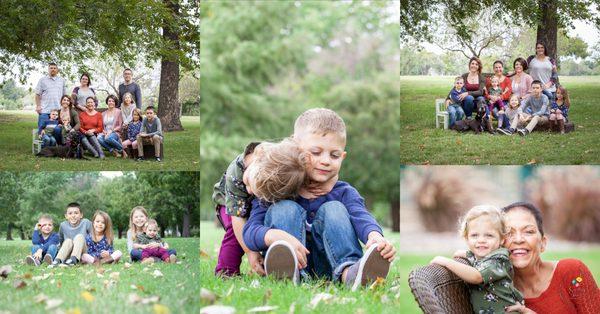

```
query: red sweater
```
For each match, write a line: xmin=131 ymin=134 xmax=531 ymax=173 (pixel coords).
xmin=486 ymin=75 xmax=512 ymax=101
xmin=524 ymin=259 xmax=599 ymax=313
xmin=79 ymin=111 xmax=103 ymax=134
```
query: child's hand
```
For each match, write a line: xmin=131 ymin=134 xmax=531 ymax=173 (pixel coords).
xmin=149 ymin=242 xmax=161 ymax=248
xmin=100 ymin=251 xmax=110 ymax=258
xmin=286 ymin=236 xmax=309 ymax=269
xmin=163 ymin=242 xmax=169 ymax=249
xmin=430 ymin=256 xmax=451 ymax=267
xmin=33 ymin=249 xmax=43 ymax=260
xmin=505 ymin=302 xmax=536 ymax=313
xmin=453 ymin=250 xmax=467 ymax=258
xmin=305 ymin=177 xmax=336 ymax=197
xmin=366 ymin=232 xmax=396 ymax=262
xmin=247 ymin=251 xmax=265 ymax=275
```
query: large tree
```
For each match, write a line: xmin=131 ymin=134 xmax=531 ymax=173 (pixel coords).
xmin=0 ymin=0 xmax=199 ymax=130
xmin=401 ymin=0 xmax=600 ymax=61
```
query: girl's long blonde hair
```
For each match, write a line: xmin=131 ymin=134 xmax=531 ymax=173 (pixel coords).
xmin=128 ymin=206 xmax=149 ymax=241
xmin=92 ymin=210 xmax=114 ymax=245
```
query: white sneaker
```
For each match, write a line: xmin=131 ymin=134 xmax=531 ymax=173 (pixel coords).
xmin=264 ymin=240 xmax=299 ymax=285
xmin=346 ymin=244 xmax=391 ymax=291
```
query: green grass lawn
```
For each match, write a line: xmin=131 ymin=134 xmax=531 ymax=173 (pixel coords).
xmin=0 ymin=111 xmax=199 ymax=170
xmin=399 ymin=249 xmax=600 ymax=313
xmin=400 ymin=76 xmax=600 ymax=164
xmin=0 ymin=237 xmax=199 ymax=313
xmin=199 ymin=221 xmax=401 ymax=314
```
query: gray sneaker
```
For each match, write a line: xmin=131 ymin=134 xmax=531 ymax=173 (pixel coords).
xmin=345 ymin=244 xmax=391 ymax=291
xmin=517 ymin=128 xmax=529 ymax=136
xmin=264 ymin=240 xmax=299 ymax=285
xmin=49 ymin=258 xmax=62 ymax=268
xmin=25 ymin=256 xmax=40 ymax=266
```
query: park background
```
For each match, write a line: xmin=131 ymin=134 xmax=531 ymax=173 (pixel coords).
xmin=400 ymin=1 xmax=600 ymax=164
xmin=0 ymin=0 xmax=200 ymax=170
xmin=398 ymin=165 xmax=600 ymax=312
xmin=0 ymin=171 xmax=200 ymax=313
xmin=200 ymin=1 xmax=401 ymax=313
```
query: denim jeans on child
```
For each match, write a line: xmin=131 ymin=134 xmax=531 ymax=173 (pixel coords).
xmin=264 ymin=200 xmax=363 ymax=281
xmin=98 ymin=132 xmax=124 ymax=153
xmin=41 ymin=134 xmax=57 ymax=148
xmin=31 ymin=244 xmax=58 ymax=260
xmin=447 ymin=104 xmax=464 ymax=127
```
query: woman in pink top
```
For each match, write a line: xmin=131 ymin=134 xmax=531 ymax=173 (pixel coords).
xmin=509 ymin=57 xmax=533 ymax=107
xmin=98 ymin=95 xmax=126 ymax=158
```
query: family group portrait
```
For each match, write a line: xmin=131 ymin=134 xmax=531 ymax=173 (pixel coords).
xmin=399 ymin=166 xmax=600 ymax=313
xmin=400 ymin=0 xmax=600 ymax=164
xmin=200 ymin=1 xmax=400 ymax=313
xmin=0 ymin=171 xmax=200 ymax=313
xmin=0 ymin=0 xmax=200 ymax=171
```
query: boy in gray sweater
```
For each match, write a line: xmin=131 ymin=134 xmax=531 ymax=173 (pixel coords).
xmin=51 ymin=202 xmax=92 ymax=267
xmin=136 ymin=106 xmax=163 ymax=162
xmin=517 ymin=80 xmax=550 ymax=136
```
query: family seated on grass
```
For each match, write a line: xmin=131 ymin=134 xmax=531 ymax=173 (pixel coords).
xmin=25 ymin=204 xmax=177 ymax=267
xmin=445 ymin=42 xmax=571 ymax=136
xmin=35 ymin=63 xmax=162 ymax=161
xmin=212 ymin=108 xmax=396 ymax=291
xmin=429 ymin=203 xmax=599 ymax=313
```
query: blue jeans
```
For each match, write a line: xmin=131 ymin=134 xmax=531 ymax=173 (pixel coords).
xmin=264 ymin=200 xmax=363 ymax=281
xmin=447 ymin=104 xmax=464 ymax=127
xmin=41 ymin=134 xmax=57 ymax=148
xmin=542 ymin=89 xmax=555 ymax=102
xmin=98 ymin=132 xmax=123 ymax=153
xmin=130 ymin=248 xmax=177 ymax=262
xmin=462 ymin=96 xmax=485 ymax=117
xmin=31 ymin=244 xmax=58 ymax=260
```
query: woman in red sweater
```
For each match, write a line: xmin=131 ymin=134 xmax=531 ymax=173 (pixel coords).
xmin=503 ymin=202 xmax=599 ymax=313
xmin=79 ymin=97 xmax=105 ymax=159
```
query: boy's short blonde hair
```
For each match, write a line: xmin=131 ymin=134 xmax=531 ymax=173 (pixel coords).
xmin=247 ymin=138 xmax=309 ymax=203
xmin=459 ymin=205 xmax=506 ymax=239
xmin=293 ymin=108 xmax=346 ymax=140
xmin=145 ymin=219 xmax=159 ymax=230
xmin=454 ymin=76 xmax=463 ymax=82
xmin=38 ymin=214 xmax=53 ymax=223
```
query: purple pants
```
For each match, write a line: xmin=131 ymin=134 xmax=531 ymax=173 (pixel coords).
xmin=142 ymin=247 xmax=170 ymax=262
xmin=215 ymin=205 xmax=244 ymax=276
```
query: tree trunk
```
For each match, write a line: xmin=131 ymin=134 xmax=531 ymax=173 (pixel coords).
xmin=6 ymin=223 xmax=13 ymax=240
xmin=536 ymin=0 xmax=558 ymax=61
xmin=391 ymin=200 xmax=400 ymax=232
xmin=182 ymin=206 xmax=191 ymax=237
xmin=117 ymin=228 xmax=122 ymax=239
xmin=157 ymin=0 xmax=183 ymax=131
xmin=160 ymin=226 xmax=166 ymax=238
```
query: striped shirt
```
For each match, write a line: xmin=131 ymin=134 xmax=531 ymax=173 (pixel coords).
xmin=35 ymin=76 xmax=67 ymax=113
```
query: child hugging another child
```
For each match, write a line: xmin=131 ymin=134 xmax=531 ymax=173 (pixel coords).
xmin=50 ymin=202 xmax=92 ymax=267
xmin=25 ymin=214 xmax=60 ymax=266
xmin=81 ymin=211 xmax=122 ymax=265
xmin=243 ymin=108 xmax=396 ymax=290
xmin=126 ymin=206 xmax=177 ymax=262
xmin=430 ymin=205 xmax=524 ymax=313
xmin=136 ymin=219 xmax=177 ymax=264
xmin=212 ymin=138 xmax=309 ymax=276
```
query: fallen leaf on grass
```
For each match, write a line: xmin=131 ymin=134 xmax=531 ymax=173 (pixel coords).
xmin=527 ymin=159 xmax=537 ymax=165
xmin=369 ymin=277 xmax=386 ymax=290
xmin=0 ymin=265 xmax=12 ymax=278
xmin=45 ymin=298 xmax=63 ymax=310
xmin=249 ymin=279 xmax=260 ymax=288
xmin=200 ymin=249 xmax=211 ymax=259
xmin=104 ymin=280 xmax=117 ymax=288
xmin=153 ymin=270 xmax=163 ymax=278
xmin=110 ymin=272 xmax=120 ymax=280
xmin=81 ymin=291 xmax=95 ymax=302
xmin=124 ymin=262 xmax=132 ymax=269
xmin=32 ymin=273 xmax=51 ymax=281
xmin=22 ymin=273 xmax=33 ymax=279
xmin=153 ymin=304 xmax=171 ymax=314
xmin=337 ymin=297 xmax=356 ymax=304
xmin=13 ymin=279 xmax=26 ymax=289
xmin=200 ymin=305 xmax=235 ymax=314
xmin=309 ymin=293 xmax=334 ymax=309
xmin=34 ymin=293 xmax=48 ymax=303
xmin=200 ymin=288 xmax=217 ymax=304
xmin=288 ymin=302 xmax=295 ymax=314
xmin=130 ymin=284 xmax=145 ymax=291
xmin=247 ymin=305 xmax=278 ymax=313
xmin=96 ymin=273 xmax=104 ymax=278
xmin=128 ymin=293 xmax=160 ymax=305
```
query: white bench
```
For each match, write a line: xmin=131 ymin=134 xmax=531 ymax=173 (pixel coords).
xmin=435 ymin=98 xmax=448 ymax=129
xmin=32 ymin=129 xmax=42 ymax=154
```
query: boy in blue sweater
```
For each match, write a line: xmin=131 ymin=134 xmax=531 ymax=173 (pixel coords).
xmin=25 ymin=214 xmax=60 ymax=266
xmin=38 ymin=109 xmax=61 ymax=148
xmin=243 ymin=108 xmax=396 ymax=290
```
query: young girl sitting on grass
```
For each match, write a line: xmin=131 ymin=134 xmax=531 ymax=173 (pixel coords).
xmin=122 ymin=108 xmax=143 ymax=153
xmin=549 ymin=86 xmax=570 ymax=134
xmin=126 ymin=206 xmax=176 ymax=262
xmin=430 ymin=205 xmax=524 ymax=313
xmin=497 ymin=94 xmax=526 ymax=135
xmin=81 ymin=210 xmax=122 ymax=264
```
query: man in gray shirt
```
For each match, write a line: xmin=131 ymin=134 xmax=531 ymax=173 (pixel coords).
xmin=118 ymin=68 xmax=142 ymax=109
xmin=35 ymin=62 xmax=67 ymax=133
xmin=136 ymin=106 xmax=163 ymax=162
xmin=518 ymin=80 xmax=549 ymax=136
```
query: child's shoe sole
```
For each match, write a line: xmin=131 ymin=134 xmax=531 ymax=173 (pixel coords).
xmin=264 ymin=240 xmax=299 ymax=285
xmin=43 ymin=254 xmax=53 ymax=265
xmin=25 ymin=256 xmax=39 ymax=266
xmin=351 ymin=244 xmax=391 ymax=291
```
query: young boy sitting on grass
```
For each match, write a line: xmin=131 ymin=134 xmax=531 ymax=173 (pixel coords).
xmin=243 ymin=108 xmax=396 ymax=290
xmin=50 ymin=202 xmax=92 ymax=267
xmin=25 ymin=214 xmax=60 ymax=266
xmin=136 ymin=106 xmax=163 ymax=162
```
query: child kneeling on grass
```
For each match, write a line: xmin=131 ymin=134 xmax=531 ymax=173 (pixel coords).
xmin=243 ymin=108 xmax=396 ymax=290
xmin=81 ymin=210 xmax=122 ymax=265
xmin=430 ymin=205 xmax=524 ymax=313
xmin=50 ymin=202 xmax=92 ymax=267
xmin=212 ymin=138 xmax=309 ymax=276
xmin=25 ymin=214 xmax=60 ymax=266
xmin=136 ymin=219 xmax=177 ymax=264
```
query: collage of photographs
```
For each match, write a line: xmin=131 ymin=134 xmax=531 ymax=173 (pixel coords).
xmin=0 ymin=1 xmax=598 ymax=313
